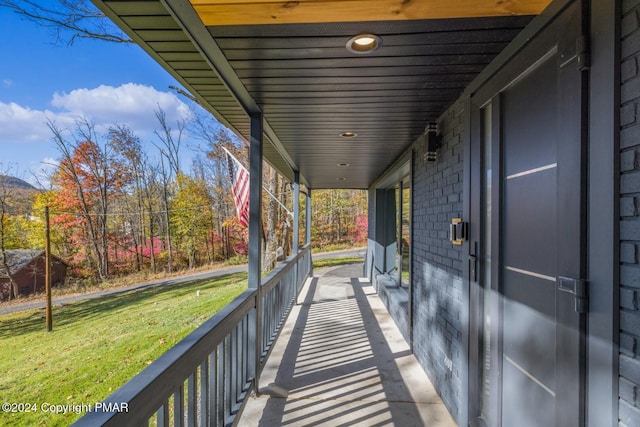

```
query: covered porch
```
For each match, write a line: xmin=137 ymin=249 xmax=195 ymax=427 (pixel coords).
xmin=74 ymin=249 xmax=456 ymax=426
xmin=242 ymin=263 xmax=454 ymax=427
xmin=75 ymin=0 xmax=625 ymax=426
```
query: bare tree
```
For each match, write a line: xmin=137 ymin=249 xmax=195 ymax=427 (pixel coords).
xmin=0 ymin=165 xmax=20 ymax=299
xmin=109 ymin=125 xmax=146 ymax=271
xmin=0 ymin=0 xmax=132 ymax=45
xmin=141 ymin=161 xmax=162 ymax=274
xmin=263 ymin=166 xmax=279 ymax=271
xmin=153 ymin=108 xmax=185 ymax=272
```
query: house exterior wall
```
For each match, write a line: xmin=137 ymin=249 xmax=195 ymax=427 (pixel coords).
xmin=0 ymin=256 xmax=67 ymax=300
xmin=367 ymin=98 xmax=466 ymax=423
xmin=411 ymin=100 xmax=466 ymax=422
xmin=367 ymin=1 xmax=627 ymax=425
xmin=620 ymin=1 xmax=640 ymax=424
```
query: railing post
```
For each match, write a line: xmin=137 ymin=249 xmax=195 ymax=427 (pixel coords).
xmin=293 ymin=170 xmax=300 ymax=295
xmin=306 ymin=189 xmax=313 ymax=276
xmin=293 ymin=171 xmax=300 ymax=254
xmin=248 ymin=112 xmax=263 ymax=391
xmin=305 ymin=188 xmax=311 ymax=246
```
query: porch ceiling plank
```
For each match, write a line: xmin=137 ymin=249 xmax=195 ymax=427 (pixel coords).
xmin=147 ymin=41 xmax=201 ymax=52
xmin=241 ymin=74 xmax=476 ymax=86
xmin=250 ymin=88 xmax=464 ymax=99
xmin=227 ymin=54 xmax=498 ymax=69
xmin=214 ymin=29 xmax=525 ymax=49
xmin=190 ymin=0 xmax=551 ymax=26
xmin=105 ymin=1 xmax=169 ymax=16
xmin=221 ymin=43 xmax=508 ymax=60
xmin=120 ymin=15 xmax=182 ymax=30
xmin=233 ymin=64 xmax=488 ymax=78
xmin=160 ymin=52 xmax=207 ymax=61
xmin=245 ymin=82 xmax=468 ymax=92
xmin=136 ymin=30 xmax=193 ymax=42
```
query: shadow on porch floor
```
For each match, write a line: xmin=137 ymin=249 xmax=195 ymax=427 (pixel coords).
xmin=240 ymin=263 xmax=456 ymax=427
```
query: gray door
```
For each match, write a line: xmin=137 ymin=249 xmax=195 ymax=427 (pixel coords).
xmin=472 ymin=1 xmax=587 ymax=426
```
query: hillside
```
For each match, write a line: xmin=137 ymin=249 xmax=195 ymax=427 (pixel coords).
xmin=0 ymin=175 xmax=39 ymax=215
xmin=0 ymin=175 xmax=36 ymax=190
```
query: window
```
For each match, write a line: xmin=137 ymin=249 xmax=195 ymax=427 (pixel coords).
xmin=394 ymin=176 xmax=411 ymax=289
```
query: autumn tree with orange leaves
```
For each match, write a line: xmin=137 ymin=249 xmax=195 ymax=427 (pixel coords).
xmin=48 ymin=119 xmax=131 ymax=279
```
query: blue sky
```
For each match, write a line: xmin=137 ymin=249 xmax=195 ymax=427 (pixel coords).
xmin=0 ymin=2 xmax=216 ymax=186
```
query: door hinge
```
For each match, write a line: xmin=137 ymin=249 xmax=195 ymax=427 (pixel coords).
xmin=558 ymin=276 xmax=589 ymax=313
xmin=560 ymin=35 xmax=590 ymax=71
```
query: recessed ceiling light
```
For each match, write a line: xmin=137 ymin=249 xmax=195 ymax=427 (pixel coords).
xmin=340 ymin=131 xmax=357 ymax=138
xmin=336 ymin=177 xmax=347 ymax=181
xmin=337 ymin=162 xmax=350 ymax=167
xmin=346 ymin=33 xmax=382 ymax=54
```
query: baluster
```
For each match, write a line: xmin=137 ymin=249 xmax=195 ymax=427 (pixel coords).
xmin=187 ymin=372 xmax=196 ymax=426
xmin=225 ymin=334 xmax=232 ymax=421
xmin=174 ymin=385 xmax=184 ymax=427
xmin=200 ymin=360 xmax=209 ymax=427
xmin=210 ymin=349 xmax=218 ymax=427
xmin=230 ymin=326 xmax=237 ymax=412
xmin=156 ymin=401 xmax=169 ymax=427
xmin=237 ymin=322 xmax=242 ymax=401
xmin=217 ymin=342 xmax=225 ymax=426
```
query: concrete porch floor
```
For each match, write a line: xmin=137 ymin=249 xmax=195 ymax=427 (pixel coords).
xmin=240 ymin=263 xmax=457 ymax=427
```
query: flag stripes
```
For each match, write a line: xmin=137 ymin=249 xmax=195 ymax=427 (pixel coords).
xmin=224 ymin=147 xmax=250 ymax=228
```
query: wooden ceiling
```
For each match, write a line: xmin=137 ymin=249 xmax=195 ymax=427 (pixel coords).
xmin=95 ymin=0 xmax=552 ymax=189
xmin=190 ymin=0 xmax=551 ymax=26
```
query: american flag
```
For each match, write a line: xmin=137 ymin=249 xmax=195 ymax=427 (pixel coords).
xmin=224 ymin=147 xmax=250 ymax=227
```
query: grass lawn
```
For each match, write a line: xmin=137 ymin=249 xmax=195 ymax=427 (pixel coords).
xmin=0 ymin=273 xmax=247 ymax=427
xmin=312 ymin=256 xmax=363 ymax=269
xmin=0 ymin=255 xmax=363 ymax=426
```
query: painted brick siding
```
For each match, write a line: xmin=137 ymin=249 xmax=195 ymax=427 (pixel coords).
xmin=412 ymin=99 xmax=465 ymax=422
xmin=620 ymin=1 xmax=640 ymax=426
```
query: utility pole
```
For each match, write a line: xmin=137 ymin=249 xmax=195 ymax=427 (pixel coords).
xmin=45 ymin=206 xmax=52 ymax=332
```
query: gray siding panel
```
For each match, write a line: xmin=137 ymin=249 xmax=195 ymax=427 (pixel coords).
xmin=621 ymin=0 xmax=640 ymax=422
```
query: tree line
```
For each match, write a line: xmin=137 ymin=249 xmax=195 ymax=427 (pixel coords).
xmin=0 ymin=112 xmax=367 ymax=299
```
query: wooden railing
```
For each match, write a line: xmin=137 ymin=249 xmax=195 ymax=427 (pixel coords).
xmin=74 ymin=245 xmax=312 ymax=427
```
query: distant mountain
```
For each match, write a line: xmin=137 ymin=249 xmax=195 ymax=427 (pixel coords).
xmin=0 ymin=176 xmax=39 ymax=216
xmin=0 ymin=175 xmax=37 ymax=191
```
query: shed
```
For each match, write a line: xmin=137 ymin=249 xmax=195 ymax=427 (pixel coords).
xmin=0 ymin=250 xmax=68 ymax=300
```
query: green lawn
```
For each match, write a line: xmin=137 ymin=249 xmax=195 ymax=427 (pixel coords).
xmin=312 ymin=256 xmax=363 ymax=269
xmin=0 ymin=256 xmax=364 ymax=426
xmin=0 ymin=273 xmax=247 ymax=427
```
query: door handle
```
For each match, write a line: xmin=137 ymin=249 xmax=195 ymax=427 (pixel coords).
xmin=558 ymin=276 xmax=588 ymax=313
xmin=469 ymin=255 xmax=477 ymax=282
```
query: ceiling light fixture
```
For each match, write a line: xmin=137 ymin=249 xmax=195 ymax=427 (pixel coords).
xmin=346 ymin=33 xmax=382 ymax=54
xmin=340 ymin=131 xmax=358 ymax=138
xmin=337 ymin=162 xmax=350 ymax=167
xmin=336 ymin=177 xmax=347 ymax=181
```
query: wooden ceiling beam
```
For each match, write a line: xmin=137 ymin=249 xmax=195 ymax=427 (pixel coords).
xmin=190 ymin=0 xmax=551 ymax=26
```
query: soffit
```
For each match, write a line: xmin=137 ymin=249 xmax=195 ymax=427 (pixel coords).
xmin=97 ymin=0 xmax=551 ymax=188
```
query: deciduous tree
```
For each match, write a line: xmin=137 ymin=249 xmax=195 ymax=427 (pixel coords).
xmin=49 ymin=119 xmax=131 ymax=279
xmin=0 ymin=0 xmax=131 ymax=45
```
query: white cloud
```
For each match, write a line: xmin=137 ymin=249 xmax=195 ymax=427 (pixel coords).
xmin=0 ymin=82 xmax=193 ymax=147
xmin=51 ymin=83 xmax=192 ymax=133
xmin=2 ymin=79 xmax=13 ymax=87
xmin=0 ymin=83 xmax=198 ymax=181
xmin=0 ymin=101 xmax=76 ymax=143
